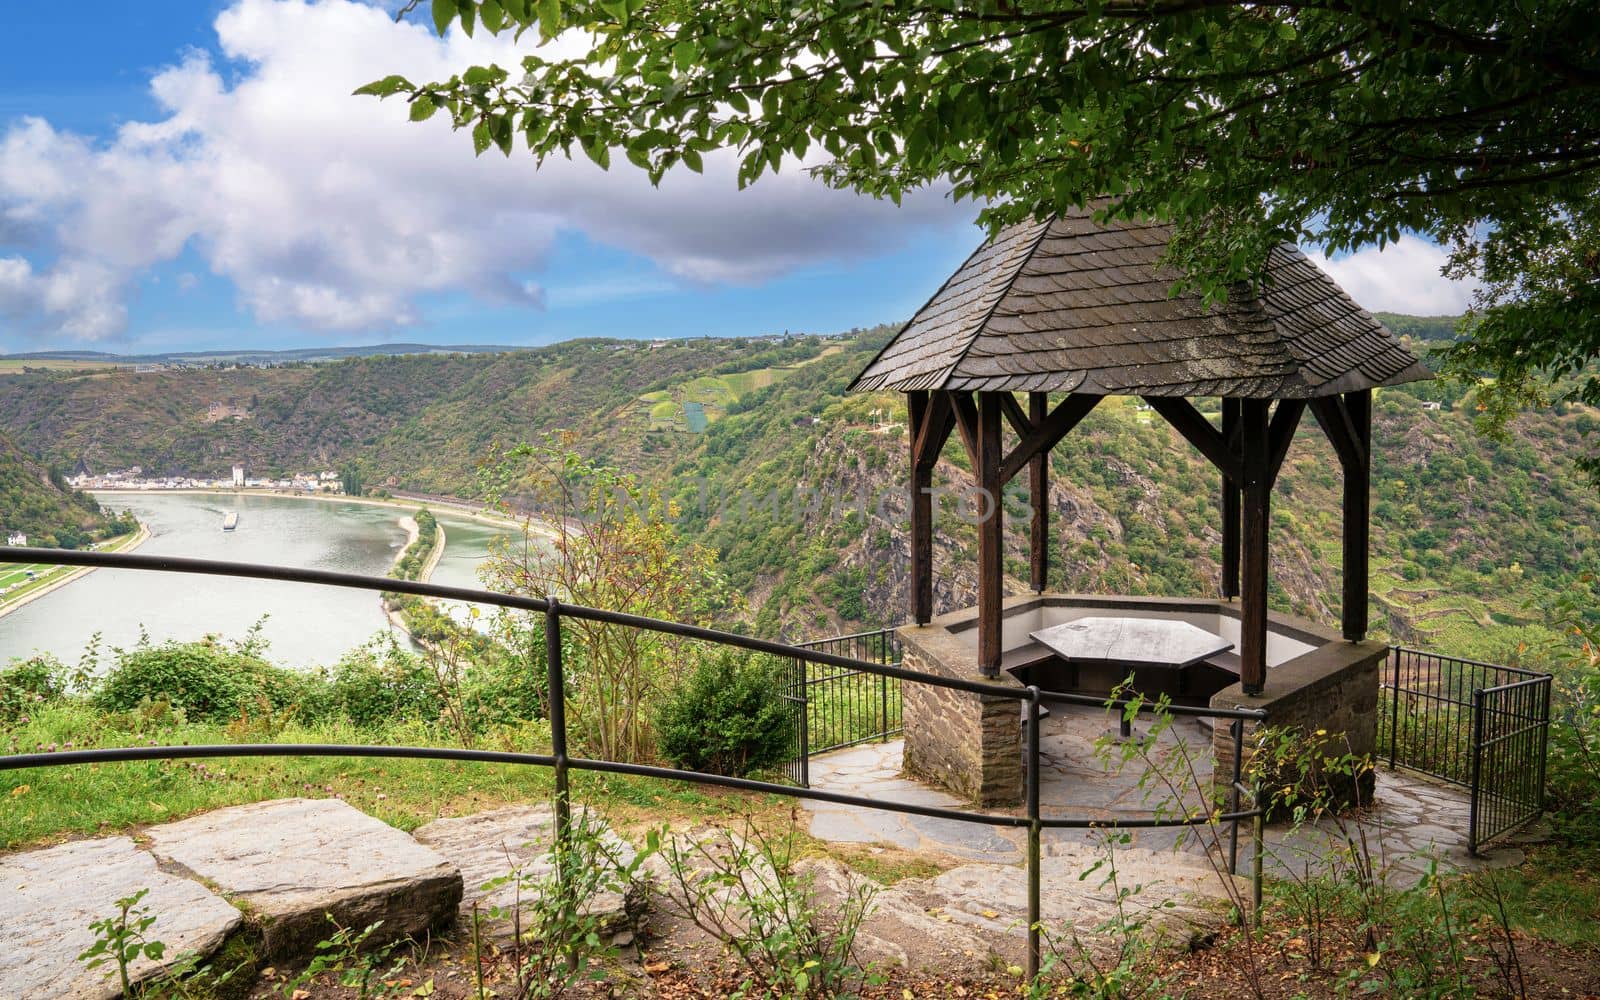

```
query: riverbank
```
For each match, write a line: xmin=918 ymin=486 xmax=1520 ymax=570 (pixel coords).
xmin=90 ymin=487 xmax=544 ymax=537
xmin=0 ymin=524 xmax=151 ymax=622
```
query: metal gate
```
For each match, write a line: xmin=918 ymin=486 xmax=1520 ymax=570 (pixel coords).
xmin=1469 ymin=674 xmax=1552 ymax=853
xmin=1381 ymin=646 xmax=1552 ymax=853
xmin=781 ymin=628 xmax=903 ymax=787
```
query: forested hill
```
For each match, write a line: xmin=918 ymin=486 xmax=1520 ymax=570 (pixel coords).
xmin=0 ymin=432 xmax=124 ymax=548
xmin=0 ymin=327 xmax=1593 ymax=664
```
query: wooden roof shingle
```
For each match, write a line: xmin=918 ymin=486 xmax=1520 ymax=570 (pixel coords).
xmin=849 ymin=208 xmax=1431 ymax=398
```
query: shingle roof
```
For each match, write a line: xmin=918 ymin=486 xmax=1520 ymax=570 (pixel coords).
xmin=849 ymin=208 xmax=1431 ymax=398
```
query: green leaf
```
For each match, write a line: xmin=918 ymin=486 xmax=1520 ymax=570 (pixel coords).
xmin=431 ymin=0 xmax=458 ymax=36
xmin=535 ymin=0 xmax=561 ymax=38
xmin=410 ymin=95 xmax=438 ymax=122
xmin=672 ymin=40 xmax=696 ymax=72
xmin=480 ymin=0 xmax=504 ymax=32
xmin=353 ymin=75 xmax=412 ymax=98
xmin=472 ymin=121 xmax=493 ymax=156
xmin=580 ymin=136 xmax=611 ymax=169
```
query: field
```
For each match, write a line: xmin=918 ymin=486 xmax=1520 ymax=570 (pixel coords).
xmin=0 ymin=359 xmax=125 ymax=375
xmin=0 ymin=530 xmax=143 ymax=610
xmin=637 ymin=346 xmax=842 ymax=432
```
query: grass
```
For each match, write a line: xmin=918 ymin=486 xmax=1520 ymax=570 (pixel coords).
xmin=0 ymin=701 xmax=806 ymax=852
xmin=635 ymin=363 xmax=817 ymax=432
xmin=0 ymin=530 xmax=143 ymax=608
xmin=1490 ymin=847 xmax=1600 ymax=946
xmin=0 ymin=359 xmax=125 ymax=374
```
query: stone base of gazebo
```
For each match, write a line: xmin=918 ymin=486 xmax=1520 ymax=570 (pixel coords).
xmin=898 ymin=594 xmax=1384 ymax=808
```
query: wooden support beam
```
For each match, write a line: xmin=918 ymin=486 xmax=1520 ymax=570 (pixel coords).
xmin=1341 ymin=390 xmax=1372 ymax=640
xmin=908 ymin=392 xmax=934 ymax=625
xmin=999 ymin=394 xmax=1101 ymax=484
xmin=1309 ymin=396 xmax=1367 ymax=471
xmin=1266 ymin=399 xmax=1307 ymax=486
xmin=1028 ymin=392 xmax=1049 ymax=593
xmin=1239 ymin=399 xmax=1271 ymax=695
xmin=1144 ymin=396 xmax=1243 ymax=482
xmin=1220 ymin=398 xmax=1241 ymax=600
xmin=951 ymin=392 xmax=980 ymax=467
xmin=977 ymin=392 xmax=1006 ymax=678
xmin=912 ymin=392 xmax=953 ymax=469
xmin=999 ymin=392 xmax=1031 ymax=438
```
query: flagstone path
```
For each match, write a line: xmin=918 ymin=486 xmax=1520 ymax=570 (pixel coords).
xmin=799 ymin=703 xmax=1535 ymax=886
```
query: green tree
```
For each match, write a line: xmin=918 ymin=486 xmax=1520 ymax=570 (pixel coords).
xmin=481 ymin=437 xmax=736 ymax=763
xmin=368 ymin=1 xmax=1599 ymax=448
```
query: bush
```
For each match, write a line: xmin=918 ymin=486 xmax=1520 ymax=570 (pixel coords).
xmin=321 ymin=643 xmax=437 ymax=728
xmin=94 ymin=640 xmax=317 ymax=724
xmin=0 ymin=655 xmax=67 ymax=722
xmin=1548 ymin=661 xmax=1600 ymax=847
xmin=656 ymin=652 xmax=793 ymax=776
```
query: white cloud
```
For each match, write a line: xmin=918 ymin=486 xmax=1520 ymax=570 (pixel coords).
xmin=1307 ymin=236 xmax=1478 ymax=315
xmin=0 ymin=255 xmax=128 ymax=339
xmin=0 ymin=0 xmax=962 ymax=340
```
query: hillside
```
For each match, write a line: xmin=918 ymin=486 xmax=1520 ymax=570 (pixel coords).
xmin=0 ymin=432 xmax=127 ymax=548
xmin=0 ymin=328 xmax=1593 ymax=665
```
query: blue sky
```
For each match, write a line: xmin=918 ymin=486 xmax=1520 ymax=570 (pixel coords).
xmin=0 ymin=2 xmax=1470 ymax=356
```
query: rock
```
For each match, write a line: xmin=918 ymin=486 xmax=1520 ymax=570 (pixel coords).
xmin=412 ymin=805 xmax=646 ymax=942
xmin=145 ymin=798 xmax=461 ymax=960
xmin=793 ymin=858 xmax=994 ymax=971
xmin=0 ymin=836 xmax=241 ymax=1000
xmin=886 ymin=844 xmax=1238 ymax=965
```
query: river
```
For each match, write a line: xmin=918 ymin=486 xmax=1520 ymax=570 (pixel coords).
xmin=0 ymin=492 xmax=521 ymax=670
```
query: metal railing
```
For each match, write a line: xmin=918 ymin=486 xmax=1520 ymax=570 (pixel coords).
xmin=1381 ymin=646 xmax=1551 ymax=853
xmin=783 ymin=628 xmax=903 ymax=785
xmin=0 ymin=547 xmax=1270 ymax=978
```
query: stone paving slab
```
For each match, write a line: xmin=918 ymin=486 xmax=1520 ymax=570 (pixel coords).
xmin=795 ymin=857 xmax=995 ymax=970
xmin=890 ymin=846 xmax=1239 ymax=966
xmin=412 ymin=804 xmax=645 ymax=941
xmin=0 ymin=836 xmax=242 ymax=1000
xmin=803 ymin=721 xmax=1521 ymax=884
xmin=146 ymin=798 xmax=462 ymax=959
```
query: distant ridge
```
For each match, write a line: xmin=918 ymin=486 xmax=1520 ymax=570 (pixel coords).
xmin=0 ymin=343 xmax=537 ymax=365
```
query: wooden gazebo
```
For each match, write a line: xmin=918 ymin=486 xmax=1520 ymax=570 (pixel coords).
xmin=850 ymin=207 xmax=1430 ymax=697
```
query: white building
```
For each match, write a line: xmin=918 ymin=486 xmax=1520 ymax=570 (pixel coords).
xmin=232 ymin=465 xmax=245 ymax=487
xmin=5 ymin=532 xmax=26 ymax=546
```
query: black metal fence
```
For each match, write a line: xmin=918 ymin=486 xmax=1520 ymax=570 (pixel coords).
xmin=782 ymin=628 xmax=903 ymax=786
xmin=1381 ymin=646 xmax=1551 ymax=853
xmin=0 ymin=547 xmax=1270 ymax=979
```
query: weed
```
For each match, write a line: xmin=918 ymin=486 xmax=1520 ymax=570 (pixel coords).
xmin=654 ymin=815 xmax=877 ymax=998
xmin=472 ymin=806 xmax=655 ymax=999
xmin=280 ymin=916 xmax=412 ymax=1000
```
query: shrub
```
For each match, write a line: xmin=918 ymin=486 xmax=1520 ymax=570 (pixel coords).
xmin=657 ymin=652 xmax=793 ymax=776
xmin=321 ymin=643 xmax=436 ymax=729
xmin=0 ymin=655 xmax=67 ymax=722
xmin=94 ymin=640 xmax=314 ymax=724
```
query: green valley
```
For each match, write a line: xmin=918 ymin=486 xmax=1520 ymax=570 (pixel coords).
xmin=0 ymin=432 xmax=133 ymax=550
xmin=0 ymin=326 xmax=1592 ymax=669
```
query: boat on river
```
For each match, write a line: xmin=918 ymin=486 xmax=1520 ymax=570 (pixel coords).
xmin=222 ymin=511 xmax=239 ymax=531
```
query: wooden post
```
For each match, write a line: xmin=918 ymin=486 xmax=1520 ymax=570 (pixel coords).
xmin=1239 ymin=399 xmax=1271 ymax=695
xmin=908 ymin=391 xmax=934 ymax=625
xmin=1221 ymin=398 xmax=1241 ymax=600
xmin=1028 ymin=392 xmax=1049 ymax=593
xmin=977 ymin=392 xmax=1005 ymax=677
xmin=1342 ymin=389 xmax=1372 ymax=640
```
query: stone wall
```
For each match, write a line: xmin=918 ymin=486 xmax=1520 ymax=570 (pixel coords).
xmin=1210 ymin=639 xmax=1387 ymax=810
xmin=899 ymin=635 xmax=1023 ymax=806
